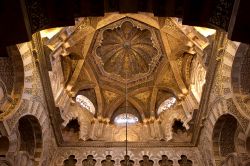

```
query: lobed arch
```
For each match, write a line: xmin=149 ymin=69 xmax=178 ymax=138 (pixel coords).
xmin=52 ymin=149 xmax=201 ymax=166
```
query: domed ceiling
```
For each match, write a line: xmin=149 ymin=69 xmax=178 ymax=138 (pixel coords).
xmin=90 ymin=17 xmax=164 ymax=86
xmin=78 ymin=16 xmax=198 ymax=120
xmin=45 ymin=14 xmax=211 ymax=145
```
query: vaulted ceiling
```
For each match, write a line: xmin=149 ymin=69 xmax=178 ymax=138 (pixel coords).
xmin=54 ymin=16 xmax=197 ymax=120
xmin=44 ymin=13 xmax=212 ymax=144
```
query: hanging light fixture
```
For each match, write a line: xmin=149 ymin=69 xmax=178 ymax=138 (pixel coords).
xmin=125 ymin=72 xmax=128 ymax=166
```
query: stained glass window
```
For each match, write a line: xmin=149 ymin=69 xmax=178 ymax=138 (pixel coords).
xmin=157 ymin=97 xmax=176 ymax=115
xmin=76 ymin=95 xmax=95 ymax=114
xmin=114 ymin=113 xmax=139 ymax=125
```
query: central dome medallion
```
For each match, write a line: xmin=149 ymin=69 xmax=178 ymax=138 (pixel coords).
xmin=93 ymin=18 xmax=163 ymax=83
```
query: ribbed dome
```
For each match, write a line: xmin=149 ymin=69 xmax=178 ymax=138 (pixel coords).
xmin=96 ymin=20 xmax=158 ymax=79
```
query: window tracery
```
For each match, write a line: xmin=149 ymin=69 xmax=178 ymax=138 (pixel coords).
xmin=114 ymin=113 xmax=139 ymax=125
xmin=76 ymin=95 xmax=95 ymax=115
xmin=157 ymin=97 xmax=177 ymax=115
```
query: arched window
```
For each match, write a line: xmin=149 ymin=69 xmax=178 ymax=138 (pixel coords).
xmin=76 ymin=95 xmax=95 ymax=114
xmin=157 ymin=97 xmax=176 ymax=115
xmin=114 ymin=113 xmax=139 ymax=125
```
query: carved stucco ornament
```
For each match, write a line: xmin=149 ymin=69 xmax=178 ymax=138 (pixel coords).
xmin=92 ymin=17 xmax=163 ymax=84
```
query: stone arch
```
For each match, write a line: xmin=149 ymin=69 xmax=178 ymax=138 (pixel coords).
xmin=231 ymin=43 xmax=250 ymax=119
xmin=0 ymin=45 xmax=24 ymax=119
xmin=60 ymin=102 xmax=93 ymax=141
xmin=62 ymin=118 xmax=80 ymax=142
xmin=203 ymin=98 xmax=250 ymax=165
xmin=234 ymin=123 xmax=248 ymax=154
xmin=212 ymin=114 xmax=239 ymax=165
xmin=5 ymin=99 xmax=52 ymax=165
xmin=172 ymin=119 xmax=187 ymax=133
xmin=16 ymin=115 xmax=43 ymax=166
xmin=216 ymin=41 xmax=250 ymax=123
xmin=159 ymin=104 xmax=190 ymax=141
xmin=231 ymin=44 xmax=250 ymax=94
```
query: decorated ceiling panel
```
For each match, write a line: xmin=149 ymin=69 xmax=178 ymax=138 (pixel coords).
xmin=89 ymin=17 xmax=165 ymax=86
xmin=44 ymin=14 xmax=212 ymax=145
